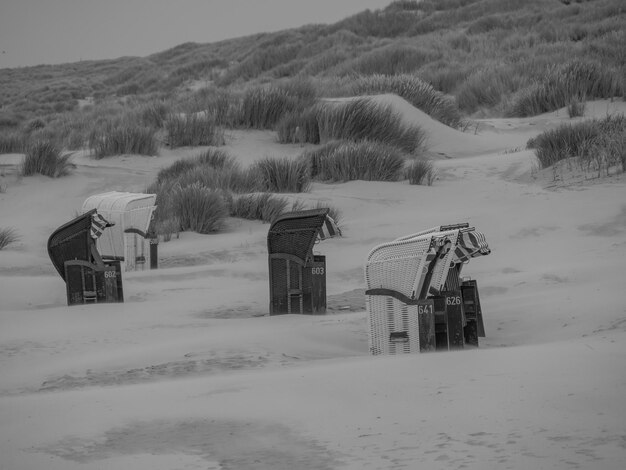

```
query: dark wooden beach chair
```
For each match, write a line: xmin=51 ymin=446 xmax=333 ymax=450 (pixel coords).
xmin=267 ymin=208 xmax=340 ymax=315
xmin=47 ymin=209 xmax=123 ymax=306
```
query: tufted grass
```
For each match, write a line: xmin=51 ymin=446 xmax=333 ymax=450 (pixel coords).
xmin=21 ymin=140 xmax=74 ymax=177
xmin=165 ymin=112 xmax=224 ymax=148
xmin=528 ymin=114 xmax=626 ymax=173
xmin=251 ymin=157 xmax=311 ymax=193
xmin=509 ymin=60 xmax=623 ymax=118
xmin=316 ymin=98 xmax=425 ymax=154
xmin=303 ymin=140 xmax=406 ymax=182
xmin=350 ymin=74 xmax=462 ymax=128
xmin=0 ymin=131 xmax=27 ymax=154
xmin=171 ymin=183 xmax=229 ymax=234
xmin=0 ymin=227 xmax=20 ymax=250
xmin=149 ymin=151 xmax=312 ymax=237
xmin=88 ymin=121 xmax=158 ymax=158
xmin=406 ymin=158 xmax=437 ymax=186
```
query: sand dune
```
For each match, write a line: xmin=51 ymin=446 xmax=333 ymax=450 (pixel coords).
xmin=1 ymin=97 xmax=625 ymax=469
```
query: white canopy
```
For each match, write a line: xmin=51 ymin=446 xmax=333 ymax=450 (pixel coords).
xmin=81 ymin=191 xmax=156 ymax=260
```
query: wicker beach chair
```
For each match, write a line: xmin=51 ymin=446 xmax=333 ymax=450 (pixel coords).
xmin=47 ymin=210 xmax=123 ymax=306
xmin=81 ymin=192 xmax=157 ymax=271
xmin=365 ymin=223 xmax=490 ymax=355
xmin=267 ymin=208 xmax=340 ymax=315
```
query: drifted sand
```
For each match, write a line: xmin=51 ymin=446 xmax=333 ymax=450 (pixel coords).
xmin=1 ymin=97 xmax=626 ymax=470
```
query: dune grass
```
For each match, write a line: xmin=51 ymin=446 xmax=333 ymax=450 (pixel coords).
xmin=174 ymin=165 xmax=260 ymax=194
xmin=406 ymin=158 xmax=437 ymax=186
xmin=151 ymin=166 xmax=258 ymax=228
xmin=138 ymin=100 xmax=171 ymax=129
xmin=346 ymin=45 xmax=438 ymax=76
xmin=149 ymin=151 xmax=312 ymax=237
xmin=20 ymin=140 xmax=74 ymax=177
xmin=171 ymin=183 xmax=229 ymax=234
xmin=0 ymin=131 xmax=27 ymax=154
xmin=455 ymin=64 xmax=525 ymax=115
xmin=237 ymin=86 xmax=297 ymax=129
xmin=25 ymin=118 xmax=46 ymax=132
xmin=154 ymin=148 xmax=236 ymax=185
xmin=528 ymin=114 xmax=626 ymax=173
xmin=236 ymin=79 xmax=318 ymax=130
xmin=1 ymin=0 xmax=624 ymax=136
xmin=275 ymin=107 xmax=320 ymax=145
xmin=88 ymin=121 xmax=159 ymax=158
xmin=303 ymin=140 xmax=406 ymax=182
xmin=509 ymin=60 xmax=623 ymax=117
xmin=180 ymin=87 xmax=237 ymax=127
xmin=0 ymin=227 xmax=20 ymax=250
xmin=154 ymin=159 xmax=199 ymax=185
xmin=194 ymin=147 xmax=237 ymax=169
xmin=251 ymin=157 xmax=311 ymax=193
xmin=316 ymin=98 xmax=425 ymax=154
xmin=229 ymin=193 xmax=290 ymax=223
xmin=165 ymin=112 xmax=224 ymax=148
xmin=217 ymin=41 xmax=302 ymax=86
xmin=566 ymin=98 xmax=586 ymax=118
xmin=349 ymin=74 xmax=462 ymax=128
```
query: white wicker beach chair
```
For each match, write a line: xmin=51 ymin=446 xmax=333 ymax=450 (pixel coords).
xmin=365 ymin=223 xmax=490 ymax=355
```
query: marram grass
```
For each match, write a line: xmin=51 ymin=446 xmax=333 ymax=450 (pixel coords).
xmin=21 ymin=140 xmax=74 ymax=177
xmin=303 ymin=140 xmax=406 ymax=182
xmin=0 ymin=227 xmax=20 ymax=250
xmin=316 ymin=98 xmax=425 ymax=154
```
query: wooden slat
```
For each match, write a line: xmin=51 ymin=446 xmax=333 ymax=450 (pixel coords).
xmin=443 ymin=290 xmax=465 ymax=350
xmin=418 ymin=300 xmax=436 ymax=352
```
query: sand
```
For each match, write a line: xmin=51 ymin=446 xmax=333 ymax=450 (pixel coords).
xmin=1 ymin=96 xmax=625 ymax=469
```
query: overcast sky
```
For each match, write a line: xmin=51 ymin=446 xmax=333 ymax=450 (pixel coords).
xmin=0 ymin=0 xmax=394 ymax=69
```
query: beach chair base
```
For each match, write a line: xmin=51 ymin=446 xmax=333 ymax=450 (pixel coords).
xmin=65 ymin=260 xmax=123 ymax=306
xmin=367 ymin=286 xmax=486 ymax=354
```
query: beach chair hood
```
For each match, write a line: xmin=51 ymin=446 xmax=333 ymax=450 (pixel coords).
xmin=267 ymin=208 xmax=340 ymax=265
xmin=366 ymin=223 xmax=491 ymax=301
xmin=47 ymin=209 xmax=110 ymax=281
xmin=81 ymin=191 xmax=156 ymax=261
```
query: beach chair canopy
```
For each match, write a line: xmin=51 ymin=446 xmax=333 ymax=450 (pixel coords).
xmin=365 ymin=223 xmax=490 ymax=301
xmin=394 ymin=223 xmax=490 ymax=263
xmin=47 ymin=209 xmax=108 ymax=281
xmin=267 ymin=208 xmax=341 ymax=264
xmin=81 ymin=191 xmax=156 ymax=260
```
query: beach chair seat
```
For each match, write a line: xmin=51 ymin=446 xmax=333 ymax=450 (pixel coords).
xmin=460 ymin=279 xmax=485 ymax=346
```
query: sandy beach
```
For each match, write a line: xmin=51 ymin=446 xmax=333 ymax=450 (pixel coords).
xmin=1 ymin=96 xmax=626 ymax=469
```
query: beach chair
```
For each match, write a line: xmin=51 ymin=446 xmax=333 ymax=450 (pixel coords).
xmin=47 ymin=209 xmax=123 ymax=306
xmin=365 ymin=223 xmax=490 ymax=355
xmin=81 ymin=192 xmax=157 ymax=272
xmin=267 ymin=208 xmax=341 ymax=315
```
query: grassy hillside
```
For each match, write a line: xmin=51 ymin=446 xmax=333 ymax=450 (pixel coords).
xmin=0 ymin=0 xmax=624 ymax=142
xmin=1 ymin=0 xmax=624 ymax=240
